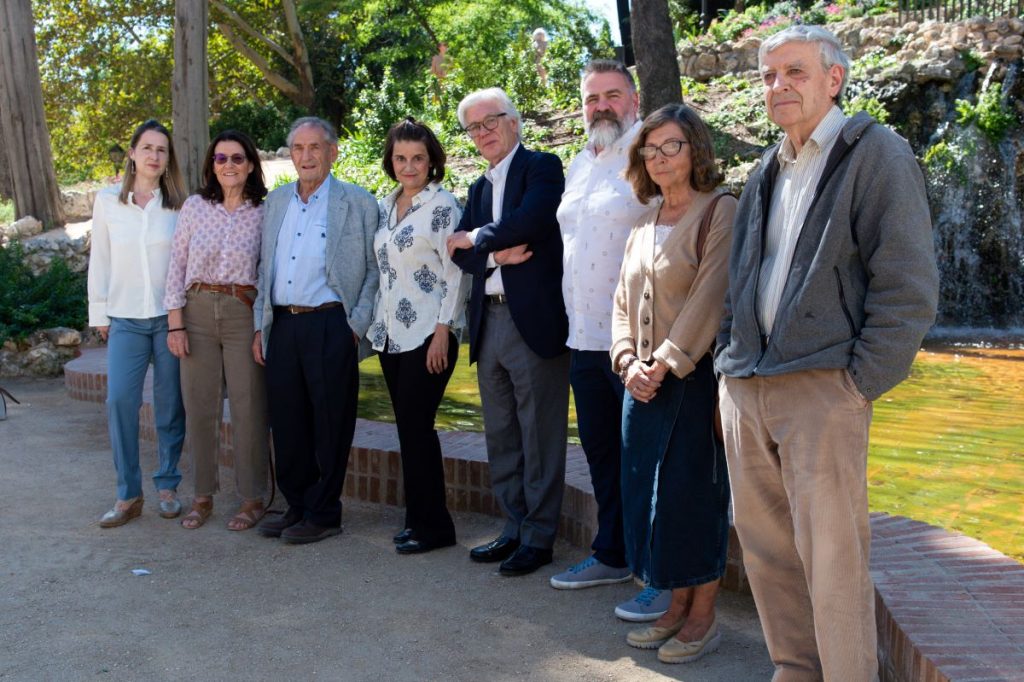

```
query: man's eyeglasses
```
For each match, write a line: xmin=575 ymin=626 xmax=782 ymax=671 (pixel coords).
xmin=464 ymin=113 xmax=507 ymax=137
xmin=637 ymin=139 xmax=689 ymax=160
xmin=213 ymin=153 xmax=247 ymax=166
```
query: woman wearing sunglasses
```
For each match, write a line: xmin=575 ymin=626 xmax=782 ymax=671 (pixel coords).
xmin=612 ymin=104 xmax=736 ymax=664
xmin=164 ymin=130 xmax=270 ymax=531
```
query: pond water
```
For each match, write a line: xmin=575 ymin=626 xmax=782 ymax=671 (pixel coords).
xmin=357 ymin=344 xmax=1024 ymax=561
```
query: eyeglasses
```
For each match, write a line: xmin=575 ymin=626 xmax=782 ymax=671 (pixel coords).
xmin=637 ymin=139 xmax=689 ymax=159
xmin=213 ymin=153 xmax=247 ymax=165
xmin=464 ymin=113 xmax=507 ymax=137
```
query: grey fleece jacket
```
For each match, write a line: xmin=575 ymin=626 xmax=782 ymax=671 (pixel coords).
xmin=714 ymin=112 xmax=939 ymax=401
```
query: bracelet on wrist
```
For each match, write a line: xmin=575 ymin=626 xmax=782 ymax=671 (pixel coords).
xmin=168 ymin=327 xmax=186 ymax=333
xmin=617 ymin=354 xmax=639 ymax=384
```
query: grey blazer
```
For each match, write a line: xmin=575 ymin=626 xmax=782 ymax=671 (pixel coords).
xmin=253 ymin=175 xmax=381 ymax=361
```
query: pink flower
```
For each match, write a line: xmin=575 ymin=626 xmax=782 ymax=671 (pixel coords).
xmin=826 ymin=4 xmax=842 ymax=14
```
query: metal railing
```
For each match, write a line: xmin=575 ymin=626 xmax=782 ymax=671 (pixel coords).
xmin=898 ymin=0 xmax=1023 ymax=23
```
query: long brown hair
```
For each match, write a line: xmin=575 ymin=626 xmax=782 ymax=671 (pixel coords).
xmin=118 ymin=119 xmax=187 ymax=210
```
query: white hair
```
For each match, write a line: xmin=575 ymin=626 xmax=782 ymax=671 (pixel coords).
xmin=456 ymin=87 xmax=522 ymax=130
xmin=286 ymin=116 xmax=338 ymax=147
xmin=758 ymin=25 xmax=851 ymax=104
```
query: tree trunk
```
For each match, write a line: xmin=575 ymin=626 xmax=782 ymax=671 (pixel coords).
xmin=631 ymin=0 xmax=683 ymax=117
xmin=0 ymin=0 xmax=64 ymax=227
xmin=172 ymin=0 xmax=210 ymax=194
xmin=617 ymin=0 xmax=634 ymax=67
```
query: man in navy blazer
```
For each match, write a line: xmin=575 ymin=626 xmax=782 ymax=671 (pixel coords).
xmin=251 ymin=117 xmax=379 ymax=544
xmin=447 ymin=87 xmax=570 ymax=577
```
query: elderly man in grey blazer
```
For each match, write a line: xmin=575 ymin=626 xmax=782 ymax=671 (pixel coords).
xmin=251 ymin=116 xmax=379 ymax=544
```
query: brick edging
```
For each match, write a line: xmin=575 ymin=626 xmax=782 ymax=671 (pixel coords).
xmin=66 ymin=350 xmax=1024 ymax=681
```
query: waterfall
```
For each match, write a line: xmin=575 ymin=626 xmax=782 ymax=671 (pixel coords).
xmin=925 ymin=60 xmax=1024 ymax=331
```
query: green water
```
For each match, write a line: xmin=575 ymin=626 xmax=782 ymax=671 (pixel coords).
xmin=358 ymin=345 xmax=1024 ymax=561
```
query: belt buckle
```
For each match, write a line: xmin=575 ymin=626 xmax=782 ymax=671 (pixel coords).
xmin=287 ymin=304 xmax=301 ymax=315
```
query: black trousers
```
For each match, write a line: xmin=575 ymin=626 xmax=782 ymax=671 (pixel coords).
xmin=265 ymin=305 xmax=358 ymax=527
xmin=378 ymin=332 xmax=458 ymax=544
xmin=570 ymin=349 xmax=627 ymax=568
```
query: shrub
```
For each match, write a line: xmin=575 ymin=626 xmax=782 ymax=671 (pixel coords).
xmin=0 ymin=242 xmax=87 ymax=345
xmin=956 ymin=86 xmax=1017 ymax=143
xmin=210 ymin=101 xmax=296 ymax=151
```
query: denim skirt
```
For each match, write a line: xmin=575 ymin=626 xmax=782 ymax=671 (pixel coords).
xmin=620 ymin=354 xmax=730 ymax=589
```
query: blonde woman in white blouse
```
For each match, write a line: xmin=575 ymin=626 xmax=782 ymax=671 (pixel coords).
xmin=87 ymin=120 xmax=189 ymax=528
xmin=369 ymin=118 xmax=468 ymax=554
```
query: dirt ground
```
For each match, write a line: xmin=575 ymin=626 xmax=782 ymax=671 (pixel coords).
xmin=0 ymin=377 xmax=773 ymax=681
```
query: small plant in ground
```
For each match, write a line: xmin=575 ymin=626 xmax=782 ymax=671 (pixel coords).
xmin=680 ymin=77 xmax=709 ymax=102
xmin=0 ymin=242 xmax=87 ymax=345
xmin=959 ymin=50 xmax=984 ymax=73
xmin=0 ymin=200 xmax=14 ymax=225
xmin=923 ymin=140 xmax=969 ymax=185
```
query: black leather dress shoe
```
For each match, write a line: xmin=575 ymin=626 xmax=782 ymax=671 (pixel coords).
xmin=256 ymin=508 xmax=303 ymax=538
xmin=469 ymin=535 xmax=520 ymax=563
xmin=395 ymin=537 xmax=457 ymax=555
xmin=393 ymin=528 xmax=413 ymax=544
xmin=499 ymin=545 xmax=553 ymax=576
xmin=280 ymin=519 xmax=342 ymax=544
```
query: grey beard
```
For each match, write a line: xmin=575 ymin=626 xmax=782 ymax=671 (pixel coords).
xmin=587 ymin=118 xmax=624 ymax=149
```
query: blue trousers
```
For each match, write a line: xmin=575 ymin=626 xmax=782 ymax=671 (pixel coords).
xmin=570 ymin=349 xmax=627 ymax=568
xmin=106 ymin=316 xmax=185 ymax=500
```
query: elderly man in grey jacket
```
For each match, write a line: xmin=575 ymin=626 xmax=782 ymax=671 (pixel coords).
xmin=251 ymin=116 xmax=379 ymax=545
xmin=715 ymin=26 xmax=938 ymax=681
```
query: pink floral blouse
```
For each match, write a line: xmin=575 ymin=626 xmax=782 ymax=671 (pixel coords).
xmin=163 ymin=195 xmax=264 ymax=310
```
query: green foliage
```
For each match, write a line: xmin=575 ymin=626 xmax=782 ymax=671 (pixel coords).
xmin=349 ymin=65 xmax=413 ymax=143
xmin=844 ymin=95 xmax=889 ymax=123
xmin=210 ymin=102 xmax=297 ymax=151
xmin=849 ymin=48 xmax=900 ymax=81
xmin=959 ymin=50 xmax=984 ymax=72
xmin=0 ymin=243 xmax=87 ymax=345
xmin=0 ymin=200 xmax=13 ymax=225
xmin=956 ymin=86 xmax=1017 ymax=142
xmin=922 ymin=140 xmax=968 ymax=184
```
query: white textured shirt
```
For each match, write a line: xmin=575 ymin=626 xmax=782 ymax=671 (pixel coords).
xmin=271 ymin=176 xmax=340 ymax=307
xmin=558 ymin=122 xmax=647 ymax=351
xmin=369 ymin=182 xmax=468 ymax=353
xmin=757 ymin=106 xmax=847 ymax=334
xmin=87 ymin=185 xmax=179 ymax=326
xmin=468 ymin=142 xmax=520 ymax=296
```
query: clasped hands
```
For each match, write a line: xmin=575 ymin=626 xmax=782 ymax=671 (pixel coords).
xmin=445 ymin=232 xmax=532 ymax=265
xmin=623 ymin=358 xmax=670 ymax=403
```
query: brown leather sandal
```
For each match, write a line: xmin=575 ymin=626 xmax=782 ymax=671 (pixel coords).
xmin=180 ymin=498 xmax=213 ymax=529
xmin=227 ymin=499 xmax=265 ymax=532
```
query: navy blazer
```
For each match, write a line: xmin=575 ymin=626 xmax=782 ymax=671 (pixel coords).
xmin=452 ymin=145 xmax=568 ymax=363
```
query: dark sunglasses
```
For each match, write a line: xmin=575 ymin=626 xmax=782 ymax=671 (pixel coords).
xmin=213 ymin=153 xmax=247 ymax=165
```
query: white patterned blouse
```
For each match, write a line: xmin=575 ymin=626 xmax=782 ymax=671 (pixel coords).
xmin=369 ymin=182 xmax=469 ymax=354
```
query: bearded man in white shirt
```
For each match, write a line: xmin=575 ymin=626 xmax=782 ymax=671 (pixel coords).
xmin=547 ymin=61 xmax=667 ymax=621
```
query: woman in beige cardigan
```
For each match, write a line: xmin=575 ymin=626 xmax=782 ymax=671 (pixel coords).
xmin=611 ymin=103 xmax=736 ymax=665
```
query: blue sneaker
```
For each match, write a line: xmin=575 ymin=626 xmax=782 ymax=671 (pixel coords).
xmin=549 ymin=556 xmax=632 ymax=589
xmin=615 ymin=586 xmax=670 ymax=622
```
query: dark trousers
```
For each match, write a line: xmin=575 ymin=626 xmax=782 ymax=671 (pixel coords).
xmin=265 ymin=306 xmax=358 ymax=527
xmin=570 ymin=349 xmax=627 ymax=568
xmin=379 ymin=333 xmax=458 ymax=544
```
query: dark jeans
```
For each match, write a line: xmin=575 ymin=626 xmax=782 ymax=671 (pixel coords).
xmin=621 ymin=355 xmax=730 ymax=588
xmin=379 ymin=333 xmax=458 ymax=544
xmin=265 ymin=305 xmax=358 ymax=527
xmin=570 ymin=349 xmax=627 ymax=568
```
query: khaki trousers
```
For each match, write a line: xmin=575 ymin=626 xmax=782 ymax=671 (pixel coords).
xmin=720 ymin=369 xmax=878 ymax=682
xmin=181 ymin=289 xmax=268 ymax=500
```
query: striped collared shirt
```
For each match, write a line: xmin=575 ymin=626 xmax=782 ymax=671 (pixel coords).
xmin=756 ymin=106 xmax=847 ymax=334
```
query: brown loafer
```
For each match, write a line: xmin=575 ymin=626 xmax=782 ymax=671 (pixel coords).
xmin=99 ymin=497 xmax=143 ymax=528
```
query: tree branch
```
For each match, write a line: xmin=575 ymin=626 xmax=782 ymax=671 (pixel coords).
xmin=210 ymin=0 xmax=293 ymax=65
xmin=215 ymin=20 xmax=302 ymax=102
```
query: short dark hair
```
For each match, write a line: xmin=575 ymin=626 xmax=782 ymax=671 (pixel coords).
xmin=581 ymin=59 xmax=636 ymax=91
xmin=381 ymin=117 xmax=446 ymax=184
xmin=199 ymin=130 xmax=268 ymax=207
xmin=625 ymin=104 xmax=724 ymax=204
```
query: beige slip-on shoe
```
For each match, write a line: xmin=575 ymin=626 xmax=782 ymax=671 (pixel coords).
xmin=626 ymin=617 xmax=686 ymax=649
xmin=657 ymin=618 xmax=721 ymax=664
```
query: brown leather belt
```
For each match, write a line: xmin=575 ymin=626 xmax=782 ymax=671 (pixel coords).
xmin=189 ymin=283 xmax=256 ymax=309
xmin=273 ymin=301 xmax=344 ymax=315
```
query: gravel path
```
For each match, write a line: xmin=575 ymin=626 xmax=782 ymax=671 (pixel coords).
xmin=0 ymin=377 xmax=772 ymax=681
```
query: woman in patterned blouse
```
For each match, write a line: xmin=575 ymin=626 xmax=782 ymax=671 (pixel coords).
xmin=370 ymin=117 xmax=469 ymax=554
xmin=164 ymin=130 xmax=270 ymax=531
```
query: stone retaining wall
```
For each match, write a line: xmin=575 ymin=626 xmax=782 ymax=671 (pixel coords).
xmin=679 ymin=14 xmax=1024 ymax=83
